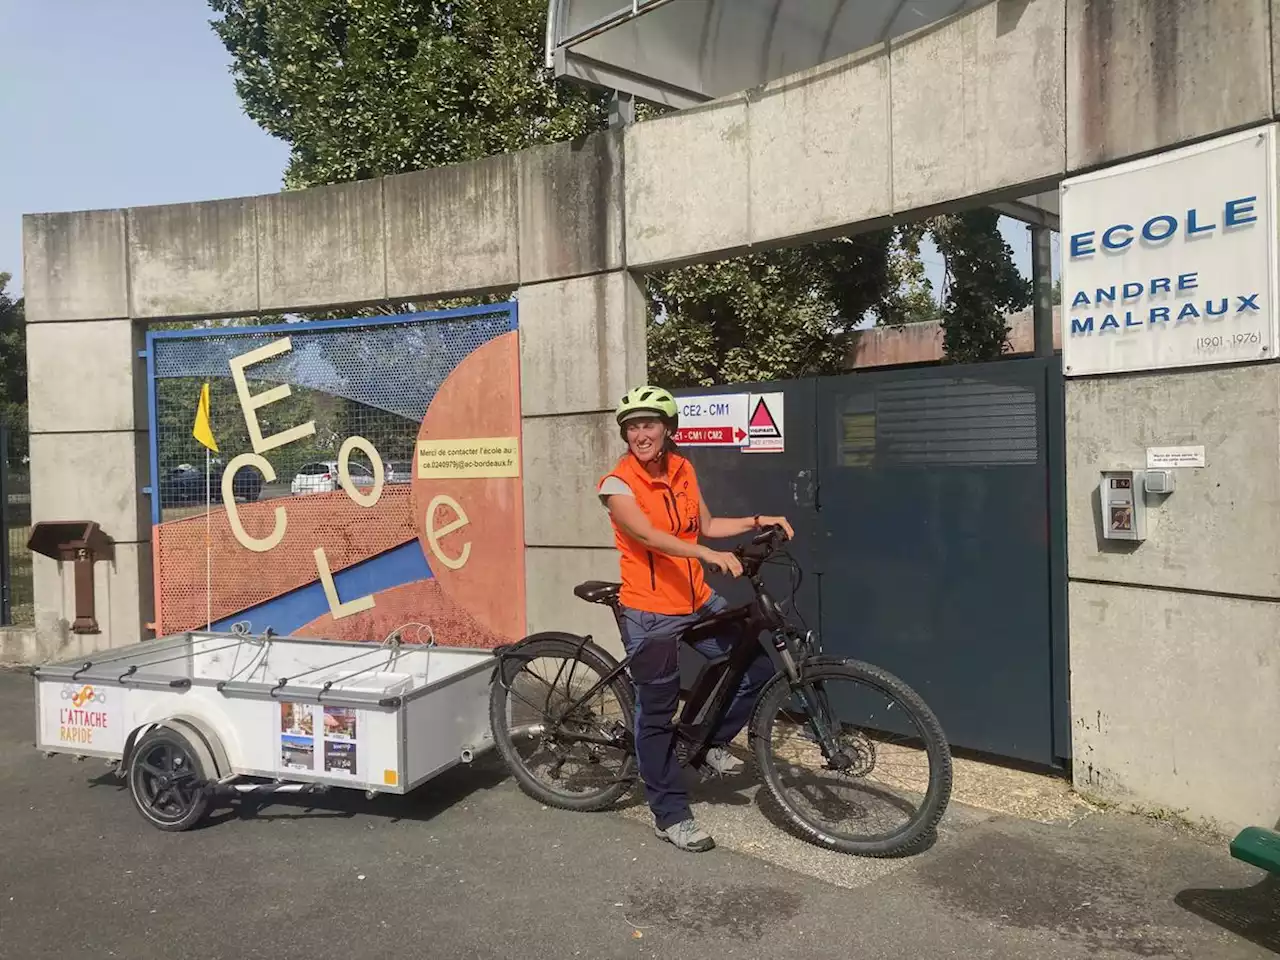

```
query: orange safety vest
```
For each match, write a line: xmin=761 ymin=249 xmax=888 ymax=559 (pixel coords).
xmin=600 ymin=451 xmax=713 ymax=616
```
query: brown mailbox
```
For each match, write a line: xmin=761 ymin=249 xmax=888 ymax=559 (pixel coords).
xmin=27 ymin=521 xmax=115 ymax=635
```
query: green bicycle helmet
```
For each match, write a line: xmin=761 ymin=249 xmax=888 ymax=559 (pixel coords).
xmin=615 ymin=385 xmax=679 ymax=430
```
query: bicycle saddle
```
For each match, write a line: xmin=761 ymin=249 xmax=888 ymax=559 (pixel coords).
xmin=573 ymin=581 xmax=622 ymax=605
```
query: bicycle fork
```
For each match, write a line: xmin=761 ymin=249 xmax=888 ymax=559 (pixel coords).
xmin=771 ymin=630 xmax=850 ymax=771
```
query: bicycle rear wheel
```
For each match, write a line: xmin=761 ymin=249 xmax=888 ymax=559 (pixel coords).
xmin=489 ymin=634 xmax=637 ymax=812
xmin=749 ymin=659 xmax=952 ymax=857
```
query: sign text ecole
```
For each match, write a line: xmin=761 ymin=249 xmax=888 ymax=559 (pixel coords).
xmin=1061 ymin=125 xmax=1279 ymax=378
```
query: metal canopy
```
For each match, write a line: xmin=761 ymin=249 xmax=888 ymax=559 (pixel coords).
xmin=546 ymin=0 xmax=993 ymax=108
xmin=545 ymin=0 xmax=1058 ymax=228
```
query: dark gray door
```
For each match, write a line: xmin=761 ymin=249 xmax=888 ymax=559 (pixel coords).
xmin=815 ymin=357 xmax=1062 ymax=765
xmin=674 ymin=358 xmax=1066 ymax=766
xmin=674 ymin=380 xmax=821 ymax=686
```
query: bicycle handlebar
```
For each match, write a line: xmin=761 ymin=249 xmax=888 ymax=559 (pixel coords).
xmin=734 ymin=523 xmax=789 ymax=571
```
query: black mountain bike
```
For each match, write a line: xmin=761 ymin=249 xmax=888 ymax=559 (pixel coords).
xmin=488 ymin=526 xmax=953 ymax=857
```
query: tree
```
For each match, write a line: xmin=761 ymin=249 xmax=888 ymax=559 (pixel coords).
xmin=926 ymin=211 xmax=1033 ymax=364
xmin=208 ymin=0 xmax=609 ymax=186
xmin=210 ymin=0 xmax=1031 ymax=377
xmin=0 ymin=273 xmax=26 ymax=460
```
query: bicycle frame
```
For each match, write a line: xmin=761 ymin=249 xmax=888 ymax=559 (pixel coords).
xmin=496 ymin=529 xmax=849 ymax=770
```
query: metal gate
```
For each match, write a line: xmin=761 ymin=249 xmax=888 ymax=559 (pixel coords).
xmin=678 ymin=356 xmax=1068 ymax=767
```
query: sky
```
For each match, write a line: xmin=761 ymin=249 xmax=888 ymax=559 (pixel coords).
xmin=0 ymin=1 xmax=1056 ymax=303
xmin=0 ymin=0 xmax=291 ymax=294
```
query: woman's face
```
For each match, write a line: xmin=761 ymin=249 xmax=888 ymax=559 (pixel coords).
xmin=624 ymin=416 xmax=668 ymax=464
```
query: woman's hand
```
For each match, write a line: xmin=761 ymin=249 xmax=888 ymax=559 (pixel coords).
xmin=756 ymin=516 xmax=795 ymax=540
xmin=701 ymin=547 xmax=744 ymax=578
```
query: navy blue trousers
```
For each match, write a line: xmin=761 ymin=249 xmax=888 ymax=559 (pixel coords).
xmin=618 ymin=593 xmax=775 ymax=830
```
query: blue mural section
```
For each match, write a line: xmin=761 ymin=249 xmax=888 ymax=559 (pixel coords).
xmin=210 ymin=540 xmax=432 ymax=636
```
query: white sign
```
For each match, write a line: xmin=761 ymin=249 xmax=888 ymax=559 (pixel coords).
xmin=40 ymin=682 xmax=124 ymax=753
xmin=1146 ymin=445 xmax=1206 ymax=468
xmin=743 ymin=392 xmax=785 ymax=454
xmin=672 ymin=394 xmax=749 ymax=446
xmin=1061 ymin=125 xmax=1279 ymax=377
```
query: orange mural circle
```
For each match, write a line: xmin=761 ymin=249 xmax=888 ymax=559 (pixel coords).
xmin=409 ymin=331 xmax=525 ymax=642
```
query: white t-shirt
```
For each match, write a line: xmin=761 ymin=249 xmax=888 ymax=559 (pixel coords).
xmin=597 ymin=475 xmax=634 ymax=505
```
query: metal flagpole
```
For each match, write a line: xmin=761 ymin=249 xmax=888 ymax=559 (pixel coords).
xmin=206 ymin=445 xmax=212 ymax=630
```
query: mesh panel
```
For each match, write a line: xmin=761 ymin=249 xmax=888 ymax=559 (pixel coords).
xmin=154 ymin=487 xmax=417 ymax=634
xmin=869 ymin=377 xmax=1041 ymax=467
xmin=150 ymin=309 xmax=513 ymax=636
xmin=153 ymin=311 xmax=512 ymax=421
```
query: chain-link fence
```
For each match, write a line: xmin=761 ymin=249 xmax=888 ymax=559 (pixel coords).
xmin=1 ymin=424 xmax=32 ymax=627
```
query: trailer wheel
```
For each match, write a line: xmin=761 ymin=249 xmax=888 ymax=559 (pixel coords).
xmin=128 ymin=725 xmax=211 ymax=832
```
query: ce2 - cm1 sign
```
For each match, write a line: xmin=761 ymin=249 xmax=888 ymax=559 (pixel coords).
xmin=1060 ymin=124 xmax=1280 ymax=378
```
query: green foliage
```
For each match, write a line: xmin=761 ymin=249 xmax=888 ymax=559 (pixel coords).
xmin=929 ymin=210 xmax=1033 ymax=364
xmin=208 ymin=0 xmax=610 ymax=187
xmin=647 ymin=234 xmax=893 ymax=387
xmin=0 ymin=273 xmax=26 ymax=460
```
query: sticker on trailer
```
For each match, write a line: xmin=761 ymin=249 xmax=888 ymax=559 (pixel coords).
xmin=672 ymin=394 xmax=749 ymax=446
xmin=743 ymin=393 xmax=785 ymax=454
xmin=323 ymin=706 xmax=359 ymax=776
xmin=279 ymin=702 xmax=317 ymax=772
xmin=41 ymin=682 xmax=125 ymax=753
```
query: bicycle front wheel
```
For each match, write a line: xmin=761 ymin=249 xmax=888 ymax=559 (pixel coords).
xmin=489 ymin=634 xmax=637 ymax=812
xmin=749 ymin=659 xmax=952 ymax=857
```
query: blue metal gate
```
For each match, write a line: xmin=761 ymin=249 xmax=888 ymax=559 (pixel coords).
xmin=677 ymin=356 xmax=1068 ymax=768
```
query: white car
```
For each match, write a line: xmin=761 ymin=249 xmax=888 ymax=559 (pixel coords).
xmin=290 ymin=460 xmax=376 ymax=496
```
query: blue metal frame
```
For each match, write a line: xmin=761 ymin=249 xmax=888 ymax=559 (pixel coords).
xmin=141 ymin=301 xmax=519 ymax=527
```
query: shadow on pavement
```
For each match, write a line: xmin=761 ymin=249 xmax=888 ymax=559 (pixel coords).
xmin=751 ymin=783 xmax=939 ymax=857
xmin=1175 ymin=875 xmax=1280 ymax=954
xmin=87 ymin=751 xmax=515 ymax=830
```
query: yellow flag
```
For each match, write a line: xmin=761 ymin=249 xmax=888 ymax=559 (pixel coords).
xmin=193 ymin=382 xmax=219 ymax=453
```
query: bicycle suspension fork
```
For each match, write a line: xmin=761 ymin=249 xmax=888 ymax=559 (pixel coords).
xmin=768 ymin=627 xmax=847 ymax=768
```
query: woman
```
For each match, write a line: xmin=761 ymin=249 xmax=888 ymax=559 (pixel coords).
xmin=597 ymin=385 xmax=794 ymax=853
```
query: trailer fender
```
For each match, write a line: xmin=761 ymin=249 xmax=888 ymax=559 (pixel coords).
xmin=164 ymin=716 xmax=231 ymax=780
xmin=120 ymin=716 xmax=229 ymax=783
xmin=489 ymin=631 xmax=613 ymax=685
xmin=120 ymin=723 xmax=159 ymax=775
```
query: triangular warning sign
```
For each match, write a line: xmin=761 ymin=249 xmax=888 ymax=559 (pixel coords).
xmin=749 ymin=397 xmax=781 ymax=437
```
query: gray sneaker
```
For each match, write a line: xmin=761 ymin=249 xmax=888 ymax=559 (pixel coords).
xmin=655 ymin=818 xmax=716 ymax=853
xmin=699 ymin=745 xmax=745 ymax=777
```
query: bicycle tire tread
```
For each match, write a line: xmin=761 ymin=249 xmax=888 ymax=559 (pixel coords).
xmin=748 ymin=658 xmax=953 ymax=857
xmin=489 ymin=635 xmax=637 ymax=813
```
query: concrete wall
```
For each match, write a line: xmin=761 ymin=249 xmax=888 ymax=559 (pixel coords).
xmin=1065 ymin=363 xmax=1280 ymax=831
xmin=845 ymin=307 xmax=1065 ymax=369
xmin=22 ymin=211 xmax=152 ymax=663
xmin=624 ymin=0 xmax=1066 ymax=265
xmin=21 ymin=0 xmax=1280 ymax=832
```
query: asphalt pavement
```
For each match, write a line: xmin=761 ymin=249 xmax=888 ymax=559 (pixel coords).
xmin=0 ymin=668 xmax=1275 ymax=960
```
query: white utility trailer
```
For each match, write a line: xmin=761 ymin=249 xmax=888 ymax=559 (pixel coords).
xmin=32 ymin=628 xmax=497 ymax=831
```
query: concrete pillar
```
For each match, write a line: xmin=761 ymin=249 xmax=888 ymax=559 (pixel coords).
xmin=1066 ymin=362 xmax=1280 ymax=832
xmin=1030 ymin=224 xmax=1054 ymax=358
xmin=517 ymin=270 xmax=646 ymax=656
xmin=515 ymin=131 xmax=639 ymax=655
xmin=23 ymin=210 xmax=152 ymax=660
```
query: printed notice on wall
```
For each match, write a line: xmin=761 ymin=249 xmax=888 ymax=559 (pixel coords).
xmin=742 ymin=393 xmax=785 ymax=454
xmin=416 ymin=437 xmax=521 ymax=479
xmin=1146 ymin=445 xmax=1206 ymax=469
